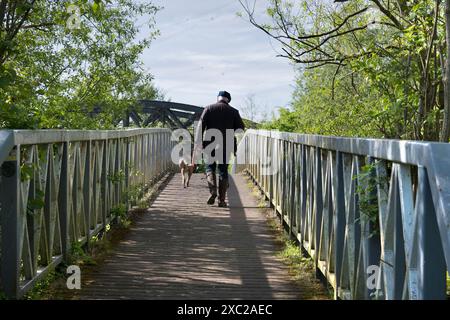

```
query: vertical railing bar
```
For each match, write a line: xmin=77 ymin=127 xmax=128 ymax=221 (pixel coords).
xmin=0 ymin=145 xmax=21 ymax=298
xmin=58 ymin=142 xmax=69 ymax=261
xmin=83 ymin=141 xmax=92 ymax=246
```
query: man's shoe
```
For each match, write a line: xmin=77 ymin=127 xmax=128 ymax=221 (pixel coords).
xmin=218 ymin=201 xmax=227 ymax=208
xmin=207 ymin=194 xmax=216 ymax=205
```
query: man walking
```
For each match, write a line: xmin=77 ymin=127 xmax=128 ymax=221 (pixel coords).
xmin=195 ymin=91 xmax=245 ymax=207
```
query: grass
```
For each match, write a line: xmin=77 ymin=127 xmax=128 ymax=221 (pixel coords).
xmin=22 ymin=235 xmax=113 ymax=300
xmin=23 ymin=270 xmax=62 ymax=300
xmin=266 ymin=212 xmax=333 ymax=300
xmin=447 ymin=273 xmax=450 ymax=297
xmin=242 ymin=172 xmax=332 ymax=300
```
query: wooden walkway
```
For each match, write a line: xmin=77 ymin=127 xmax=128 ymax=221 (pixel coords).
xmin=64 ymin=173 xmax=328 ymax=300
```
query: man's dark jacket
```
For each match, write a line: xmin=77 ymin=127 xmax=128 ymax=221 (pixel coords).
xmin=199 ymin=101 xmax=245 ymax=161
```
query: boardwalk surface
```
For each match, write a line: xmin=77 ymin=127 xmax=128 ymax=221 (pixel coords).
xmin=65 ymin=173 xmax=327 ymax=300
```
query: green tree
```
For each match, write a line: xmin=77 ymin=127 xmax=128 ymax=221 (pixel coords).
xmin=0 ymin=0 xmax=160 ymax=129
xmin=242 ymin=0 xmax=450 ymax=141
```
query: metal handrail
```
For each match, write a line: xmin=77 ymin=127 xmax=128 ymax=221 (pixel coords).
xmin=0 ymin=128 xmax=174 ymax=298
xmin=236 ymin=129 xmax=450 ymax=300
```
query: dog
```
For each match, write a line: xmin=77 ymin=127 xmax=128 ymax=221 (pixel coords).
xmin=179 ymin=158 xmax=195 ymax=188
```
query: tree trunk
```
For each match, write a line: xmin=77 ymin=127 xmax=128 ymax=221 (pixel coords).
xmin=440 ymin=0 xmax=450 ymax=142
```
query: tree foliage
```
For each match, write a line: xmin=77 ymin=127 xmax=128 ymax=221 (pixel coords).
xmin=242 ymin=0 xmax=450 ymax=141
xmin=0 ymin=0 xmax=161 ymax=129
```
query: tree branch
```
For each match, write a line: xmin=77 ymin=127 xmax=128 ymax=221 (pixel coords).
xmin=370 ymin=0 xmax=404 ymax=30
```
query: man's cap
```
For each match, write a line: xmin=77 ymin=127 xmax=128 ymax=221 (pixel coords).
xmin=218 ymin=90 xmax=231 ymax=102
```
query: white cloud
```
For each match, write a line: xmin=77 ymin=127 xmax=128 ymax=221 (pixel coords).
xmin=140 ymin=0 xmax=296 ymax=119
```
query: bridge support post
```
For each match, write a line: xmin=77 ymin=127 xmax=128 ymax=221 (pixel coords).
xmin=414 ymin=166 xmax=447 ymax=299
xmin=101 ymin=140 xmax=108 ymax=229
xmin=58 ymin=142 xmax=70 ymax=261
xmin=334 ymin=151 xmax=346 ymax=299
xmin=123 ymin=112 xmax=130 ymax=127
xmin=125 ymin=137 xmax=130 ymax=210
xmin=300 ymin=145 xmax=307 ymax=246
xmin=314 ymin=147 xmax=323 ymax=269
xmin=83 ymin=141 xmax=92 ymax=249
xmin=288 ymin=141 xmax=296 ymax=241
xmin=267 ymin=136 xmax=273 ymax=207
xmin=0 ymin=147 xmax=21 ymax=298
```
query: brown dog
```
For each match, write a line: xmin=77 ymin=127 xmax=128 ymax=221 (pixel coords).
xmin=179 ymin=159 xmax=195 ymax=188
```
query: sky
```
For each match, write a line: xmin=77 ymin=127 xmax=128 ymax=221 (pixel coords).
xmin=139 ymin=0 xmax=297 ymax=121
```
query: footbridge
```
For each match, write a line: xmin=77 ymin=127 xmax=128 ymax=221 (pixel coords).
xmin=0 ymin=128 xmax=449 ymax=299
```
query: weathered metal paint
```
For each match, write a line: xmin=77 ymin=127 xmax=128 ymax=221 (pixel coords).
xmin=237 ymin=129 xmax=450 ymax=300
xmin=0 ymin=129 xmax=173 ymax=298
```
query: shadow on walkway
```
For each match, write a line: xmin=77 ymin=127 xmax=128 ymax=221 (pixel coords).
xmin=56 ymin=173 xmax=323 ymax=300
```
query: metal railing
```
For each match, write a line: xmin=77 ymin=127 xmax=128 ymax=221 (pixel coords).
xmin=236 ymin=129 xmax=450 ymax=300
xmin=0 ymin=128 xmax=173 ymax=298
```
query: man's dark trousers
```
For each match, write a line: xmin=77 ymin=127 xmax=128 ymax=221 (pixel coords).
xmin=205 ymin=162 xmax=228 ymax=180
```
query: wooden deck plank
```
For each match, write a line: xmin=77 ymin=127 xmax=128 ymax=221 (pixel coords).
xmin=62 ymin=173 xmax=328 ymax=300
